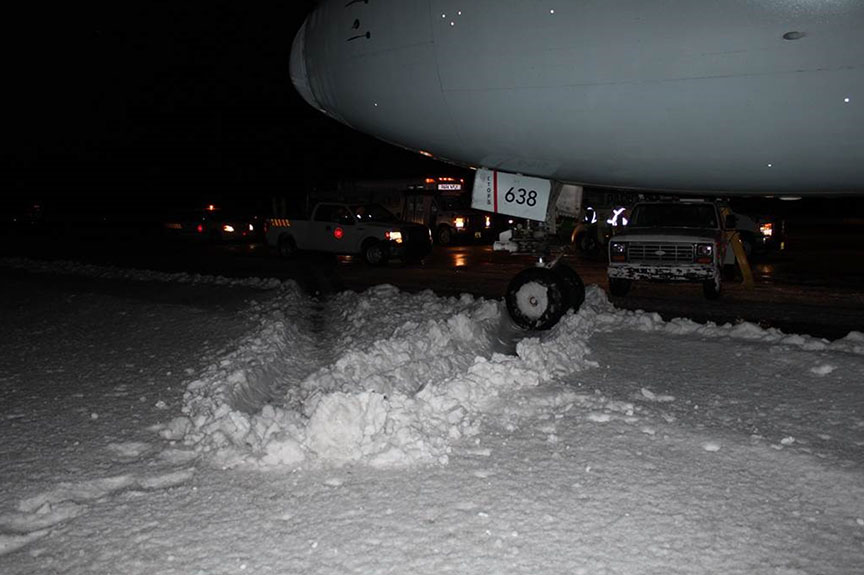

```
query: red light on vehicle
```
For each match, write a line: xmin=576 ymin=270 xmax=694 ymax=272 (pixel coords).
xmin=695 ymin=243 xmax=714 ymax=264
xmin=333 ymin=227 xmax=344 ymax=239
xmin=197 ymin=224 xmax=204 ymax=233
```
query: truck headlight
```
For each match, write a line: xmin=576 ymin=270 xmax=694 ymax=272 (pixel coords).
xmin=485 ymin=215 xmax=492 ymax=229
xmin=610 ymin=241 xmax=627 ymax=262
xmin=386 ymin=230 xmax=403 ymax=243
xmin=695 ymin=243 xmax=714 ymax=264
xmin=223 ymin=224 xmax=235 ymax=233
xmin=454 ymin=217 xmax=465 ymax=229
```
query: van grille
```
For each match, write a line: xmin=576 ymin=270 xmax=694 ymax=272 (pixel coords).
xmin=627 ymin=243 xmax=694 ymax=263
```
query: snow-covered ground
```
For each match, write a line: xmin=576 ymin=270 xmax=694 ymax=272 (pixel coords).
xmin=2 ymin=256 xmax=863 ymax=574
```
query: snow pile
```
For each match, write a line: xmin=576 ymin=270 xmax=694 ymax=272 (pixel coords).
xmin=0 ymin=256 xmax=282 ymax=289
xmin=576 ymin=285 xmax=864 ymax=355
xmin=165 ymin=283 xmax=864 ymax=471
xmin=167 ymin=285 xmax=601 ymax=469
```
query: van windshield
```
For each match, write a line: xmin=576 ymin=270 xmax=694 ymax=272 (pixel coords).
xmin=629 ymin=203 xmax=718 ymax=229
xmin=439 ymin=195 xmax=469 ymax=211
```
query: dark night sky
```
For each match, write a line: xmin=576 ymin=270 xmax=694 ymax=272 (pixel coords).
xmin=2 ymin=1 xmax=448 ymax=212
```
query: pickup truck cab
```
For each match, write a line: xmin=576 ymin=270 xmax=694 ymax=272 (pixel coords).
xmin=607 ymin=200 xmax=730 ymax=299
xmin=265 ymin=202 xmax=432 ymax=265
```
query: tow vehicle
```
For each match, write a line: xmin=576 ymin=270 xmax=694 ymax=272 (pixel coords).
xmin=607 ymin=200 xmax=733 ymax=299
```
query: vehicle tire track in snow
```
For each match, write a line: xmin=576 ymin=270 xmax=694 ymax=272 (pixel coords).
xmin=0 ymin=469 xmax=196 ymax=557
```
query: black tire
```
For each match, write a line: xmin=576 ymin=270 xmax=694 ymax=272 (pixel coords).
xmin=608 ymin=278 xmax=631 ymax=297
xmin=362 ymin=239 xmax=388 ymax=266
xmin=278 ymin=234 xmax=297 ymax=258
xmin=553 ymin=263 xmax=586 ymax=311
xmin=436 ymin=225 xmax=452 ymax=246
xmin=703 ymin=278 xmax=722 ymax=300
xmin=505 ymin=267 xmax=569 ymax=330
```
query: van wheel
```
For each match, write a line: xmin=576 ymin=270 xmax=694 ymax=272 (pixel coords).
xmin=608 ymin=278 xmax=631 ymax=297
xmin=278 ymin=235 xmax=297 ymax=258
xmin=436 ymin=225 xmax=452 ymax=246
xmin=363 ymin=240 xmax=388 ymax=266
xmin=505 ymin=267 xmax=569 ymax=330
xmin=703 ymin=278 xmax=722 ymax=300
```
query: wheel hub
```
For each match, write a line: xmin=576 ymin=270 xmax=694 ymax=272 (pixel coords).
xmin=514 ymin=281 xmax=549 ymax=320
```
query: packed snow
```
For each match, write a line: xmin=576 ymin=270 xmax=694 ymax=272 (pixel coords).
xmin=1 ymin=256 xmax=863 ymax=574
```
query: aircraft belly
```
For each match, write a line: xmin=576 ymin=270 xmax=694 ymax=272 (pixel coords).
xmin=439 ymin=67 xmax=864 ymax=193
xmin=424 ymin=1 xmax=864 ymax=191
xmin=431 ymin=0 xmax=863 ymax=91
xmin=297 ymin=0 xmax=864 ymax=194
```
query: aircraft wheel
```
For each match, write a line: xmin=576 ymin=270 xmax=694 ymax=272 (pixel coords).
xmin=703 ymin=278 xmax=722 ymax=300
xmin=278 ymin=235 xmax=297 ymax=258
xmin=608 ymin=278 xmax=631 ymax=297
xmin=505 ymin=267 xmax=569 ymax=330
xmin=363 ymin=239 xmax=388 ymax=266
xmin=553 ymin=263 xmax=585 ymax=311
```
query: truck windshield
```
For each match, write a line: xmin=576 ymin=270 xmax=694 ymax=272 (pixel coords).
xmin=352 ymin=204 xmax=397 ymax=223
xmin=629 ymin=203 xmax=718 ymax=229
xmin=439 ymin=195 xmax=469 ymax=211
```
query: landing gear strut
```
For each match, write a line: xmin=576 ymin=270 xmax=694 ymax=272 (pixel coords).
xmin=483 ymin=173 xmax=587 ymax=330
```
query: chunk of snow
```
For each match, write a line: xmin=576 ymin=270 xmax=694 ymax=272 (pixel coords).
xmin=810 ymin=364 xmax=836 ymax=376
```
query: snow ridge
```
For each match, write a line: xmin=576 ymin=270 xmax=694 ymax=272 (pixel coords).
xmin=168 ymin=283 xmax=864 ymax=471
xmin=169 ymin=285 xmax=600 ymax=469
xmin=577 ymin=286 xmax=864 ymax=355
xmin=0 ymin=256 xmax=283 ymax=290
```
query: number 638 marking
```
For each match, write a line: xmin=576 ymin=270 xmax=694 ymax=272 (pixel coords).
xmin=504 ymin=187 xmax=538 ymax=207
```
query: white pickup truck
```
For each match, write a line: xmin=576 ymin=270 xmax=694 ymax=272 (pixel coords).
xmin=265 ymin=202 xmax=432 ymax=265
xmin=607 ymin=200 xmax=734 ymax=299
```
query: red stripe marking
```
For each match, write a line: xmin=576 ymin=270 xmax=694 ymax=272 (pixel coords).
xmin=493 ymin=170 xmax=498 ymax=213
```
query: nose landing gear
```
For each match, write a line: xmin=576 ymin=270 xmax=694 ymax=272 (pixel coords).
xmin=505 ymin=262 xmax=585 ymax=330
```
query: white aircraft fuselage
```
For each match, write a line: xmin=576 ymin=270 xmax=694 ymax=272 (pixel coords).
xmin=291 ymin=0 xmax=864 ymax=196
